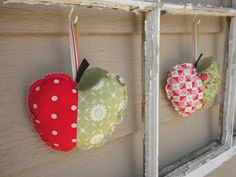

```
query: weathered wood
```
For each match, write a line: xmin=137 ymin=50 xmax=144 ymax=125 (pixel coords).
xmin=221 ymin=6 xmax=236 ymax=148
xmin=0 ymin=132 xmax=143 ymax=177
xmin=144 ymin=6 xmax=160 ymax=177
xmin=164 ymin=0 xmax=224 ymax=7
xmin=0 ymin=6 xmax=141 ymax=35
xmin=161 ymin=2 xmax=236 ymax=17
xmin=3 ymin=0 xmax=157 ymax=12
xmin=162 ymin=144 xmax=231 ymax=177
xmin=0 ymin=6 xmax=225 ymax=36
xmin=160 ymin=141 xmax=219 ymax=177
xmin=4 ymin=0 xmax=236 ymax=16
xmin=161 ymin=15 xmax=225 ymax=34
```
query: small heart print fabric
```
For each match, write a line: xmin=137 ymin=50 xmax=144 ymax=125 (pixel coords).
xmin=165 ymin=63 xmax=203 ymax=117
xmin=28 ymin=73 xmax=78 ymax=152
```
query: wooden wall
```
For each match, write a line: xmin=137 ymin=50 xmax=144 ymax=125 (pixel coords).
xmin=0 ymin=2 xmax=228 ymax=177
xmin=0 ymin=4 xmax=143 ymax=177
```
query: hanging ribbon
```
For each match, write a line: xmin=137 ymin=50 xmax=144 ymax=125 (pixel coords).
xmin=192 ymin=17 xmax=201 ymax=65
xmin=69 ymin=6 xmax=80 ymax=80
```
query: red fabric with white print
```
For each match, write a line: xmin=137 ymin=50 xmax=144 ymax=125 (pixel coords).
xmin=165 ymin=63 xmax=203 ymax=117
xmin=28 ymin=73 xmax=78 ymax=151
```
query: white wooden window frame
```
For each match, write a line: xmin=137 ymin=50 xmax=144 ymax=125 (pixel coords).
xmin=2 ymin=0 xmax=236 ymax=177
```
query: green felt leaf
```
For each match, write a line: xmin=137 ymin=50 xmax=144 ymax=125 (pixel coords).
xmin=196 ymin=57 xmax=213 ymax=73
xmin=78 ymin=68 xmax=107 ymax=91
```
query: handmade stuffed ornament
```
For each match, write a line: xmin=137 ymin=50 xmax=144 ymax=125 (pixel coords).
xmin=165 ymin=63 xmax=203 ymax=116
xmin=165 ymin=19 xmax=220 ymax=116
xmin=28 ymin=13 xmax=127 ymax=152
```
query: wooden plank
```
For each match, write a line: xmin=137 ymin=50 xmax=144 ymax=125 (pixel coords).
xmin=0 ymin=5 xmax=226 ymax=36
xmin=0 ymin=132 xmax=143 ymax=177
xmin=4 ymin=0 xmax=236 ymax=16
xmin=144 ymin=6 xmax=160 ymax=177
xmin=221 ymin=0 xmax=236 ymax=147
xmin=221 ymin=16 xmax=236 ymax=148
xmin=161 ymin=2 xmax=236 ymax=17
xmin=163 ymin=0 xmax=223 ymax=7
xmin=0 ymin=5 xmax=141 ymax=35
xmin=162 ymin=144 xmax=228 ymax=177
xmin=161 ymin=15 xmax=225 ymax=34
xmin=2 ymin=0 xmax=157 ymax=12
xmin=160 ymin=141 xmax=219 ymax=177
xmin=159 ymin=105 xmax=220 ymax=169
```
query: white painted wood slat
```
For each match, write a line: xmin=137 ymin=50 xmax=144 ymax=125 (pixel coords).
xmin=221 ymin=16 xmax=236 ymax=147
xmin=144 ymin=1 xmax=160 ymax=177
xmin=3 ymin=0 xmax=157 ymax=12
xmin=161 ymin=2 xmax=236 ymax=17
xmin=3 ymin=0 xmax=236 ymax=16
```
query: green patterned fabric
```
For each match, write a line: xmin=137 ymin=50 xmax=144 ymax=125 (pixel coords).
xmin=76 ymin=68 xmax=127 ymax=150
xmin=196 ymin=57 xmax=220 ymax=111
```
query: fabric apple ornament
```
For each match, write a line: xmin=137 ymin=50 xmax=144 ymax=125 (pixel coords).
xmin=28 ymin=65 xmax=127 ymax=152
xmin=165 ymin=18 xmax=202 ymax=117
xmin=165 ymin=63 xmax=203 ymax=116
xmin=195 ymin=57 xmax=220 ymax=111
xmin=27 ymin=13 xmax=127 ymax=152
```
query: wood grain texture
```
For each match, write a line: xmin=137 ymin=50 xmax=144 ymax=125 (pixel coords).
xmin=2 ymin=0 xmax=157 ymax=12
xmin=163 ymin=0 xmax=225 ymax=8
xmin=221 ymin=16 xmax=236 ymax=147
xmin=0 ymin=5 xmax=143 ymax=177
xmin=0 ymin=5 xmax=226 ymax=36
xmin=161 ymin=15 xmax=225 ymax=33
xmin=0 ymin=5 xmax=141 ymax=35
xmin=144 ymin=7 xmax=160 ymax=177
xmin=161 ymin=2 xmax=236 ymax=17
xmin=0 ymin=132 xmax=143 ymax=177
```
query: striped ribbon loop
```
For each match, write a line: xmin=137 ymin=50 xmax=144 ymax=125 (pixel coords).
xmin=192 ymin=17 xmax=201 ymax=65
xmin=69 ymin=6 xmax=80 ymax=80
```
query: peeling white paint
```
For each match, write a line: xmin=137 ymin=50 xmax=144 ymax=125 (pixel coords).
xmin=144 ymin=3 xmax=160 ymax=177
xmin=3 ymin=0 xmax=157 ymax=12
xmin=161 ymin=2 xmax=236 ymax=16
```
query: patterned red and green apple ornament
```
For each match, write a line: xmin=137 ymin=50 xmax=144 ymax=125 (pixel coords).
xmin=28 ymin=59 xmax=128 ymax=152
xmin=165 ymin=56 xmax=220 ymax=116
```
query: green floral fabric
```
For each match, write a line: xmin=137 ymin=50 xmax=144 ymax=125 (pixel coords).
xmin=196 ymin=57 xmax=220 ymax=111
xmin=76 ymin=68 xmax=127 ymax=150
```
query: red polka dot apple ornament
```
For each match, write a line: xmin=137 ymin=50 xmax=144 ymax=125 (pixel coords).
xmin=165 ymin=19 xmax=220 ymax=117
xmin=28 ymin=10 xmax=127 ymax=152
